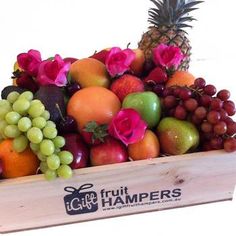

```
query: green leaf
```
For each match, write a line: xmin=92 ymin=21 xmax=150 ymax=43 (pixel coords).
xmin=84 ymin=121 xmax=108 ymax=143
xmin=149 ymin=8 xmax=161 ymax=15
xmin=177 ymin=7 xmax=199 ymax=18
xmin=177 ymin=16 xmax=196 ymax=23
xmin=148 ymin=19 xmax=160 ymax=26
xmin=176 ymin=23 xmax=192 ymax=28
xmin=184 ymin=1 xmax=204 ymax=9
xmin=150 ymin=0 xmax=163 ymax=10
xmin=84 ymin=121 xmax=98 ymax=132
xmin=149 ymin=9 xmax=160 ymax=18
xmin=100 ymin=124 xmax=108 ymax=130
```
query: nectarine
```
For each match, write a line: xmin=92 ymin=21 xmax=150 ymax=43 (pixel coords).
xmin=70 ymin=58 xmax=110 ymax=88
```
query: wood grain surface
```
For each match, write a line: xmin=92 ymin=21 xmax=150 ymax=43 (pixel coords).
xmin=0 ymin=150 xmax=236 ymax=233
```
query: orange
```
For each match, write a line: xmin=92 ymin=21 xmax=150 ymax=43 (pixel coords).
xmin=70 ymin=58 xmax=110 ymax=88
xmin=0 ymin=139 xmax=39 ymax=179
xmin=128 ymin=130 xmax=160 ymax=160
xmin=166 ymin=71 xmax=195 ymax=87
xmin=67 ymin=87 xmax=121 ymax=131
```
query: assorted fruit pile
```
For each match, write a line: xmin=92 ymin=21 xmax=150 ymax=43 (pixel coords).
xmin=0 ymin=0 xmax=236 ymax=181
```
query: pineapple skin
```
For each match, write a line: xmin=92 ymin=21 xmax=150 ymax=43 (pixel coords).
xmin=138 ymin=26 xmax=191 ymax=71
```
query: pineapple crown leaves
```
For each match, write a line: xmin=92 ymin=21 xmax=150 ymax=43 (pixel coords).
xmin=148 ymin=0 xmax=203 ymax=30
xmin=84 ymin=121 xmax=108 ymax=143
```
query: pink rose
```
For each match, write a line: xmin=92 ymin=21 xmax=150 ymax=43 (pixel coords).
xmin=108 ymin=108 xmax=147 ymax=145
xmin=37 ymin=54 xmax=70 ymax=87
xmin=17 ymin=49 xmax=42 ymax=77
xmin=153 ymin=44 xmax=185 ymax=69
xmin=105 ymin=47 xmax=135 ymax=77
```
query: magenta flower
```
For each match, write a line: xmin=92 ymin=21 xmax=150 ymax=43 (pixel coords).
xmin=153 ymin=44 xmax=185 ymax=69
xmin=17 ymin=49 xmax=42 ymax=77
xmin=108 ymin=108 xmax=147 ymax=145
xmin=37 ymin=54 xmax=70 ymax=87
xmin=105 ymin=47 xmax=135 ymax=77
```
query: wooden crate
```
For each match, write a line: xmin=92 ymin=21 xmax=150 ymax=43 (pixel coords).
xmin=0 ymin=150 xmax=236 ymax=233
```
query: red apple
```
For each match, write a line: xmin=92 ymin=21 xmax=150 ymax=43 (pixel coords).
xmin=63 ymin=133 xmax=89 ymax=169
xmin=130 ymin=49 xmax=145 ymax=76
xmin=89 ymin=48 xmax=111 ymax=64
xmin=110 ymin=74 xmax=144 ymax=102
xmin=90 ymin=137 xmax=128 ymax=166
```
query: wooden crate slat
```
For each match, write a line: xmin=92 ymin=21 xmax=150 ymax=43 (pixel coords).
xmin=0 ymin=150 xmax=236 ymax=233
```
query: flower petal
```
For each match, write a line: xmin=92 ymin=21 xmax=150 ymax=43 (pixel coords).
xmin=17 ymin=49 xmax=42 ymax=77
xmin=28 ymin=49 xmax=42 ymax=62
xmin=55 ymin=62 xmax=70 ymax=87
xmin=108 ymin=108 xmax=147 ymax=145
xmin=123 ymin=49 xmax=135 ymax=66
xmin=153 ymin=44 xmax=184 ymax=69
xmin=129 ymin=119 xmax=147 ymax=144
xmin=105 ymin=47 xmax=135 ymax=77
xmin=36 ymin=54 xmax=69 ymax=87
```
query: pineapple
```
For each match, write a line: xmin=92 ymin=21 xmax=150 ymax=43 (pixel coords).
xmin=138 ymin=0 xmax=203 ymax=71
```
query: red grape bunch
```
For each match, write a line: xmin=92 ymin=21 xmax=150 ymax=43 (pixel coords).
xmin=161 ymin=78 xmax=236 ymax=152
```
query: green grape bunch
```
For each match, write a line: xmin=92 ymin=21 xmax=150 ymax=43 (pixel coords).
xmin=0 ymin=91 xmax=73 ymax=181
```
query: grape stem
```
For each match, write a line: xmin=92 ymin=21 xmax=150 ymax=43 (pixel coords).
xmin=55 ymin=103 xmax=65 ymax=122
xmin=223 ymin=134 xmax=236 ymax=139
xmin=36 ymin=167 xmax=41 ymax=175
xmin=186 ymin=86 xmax=204 ymax=96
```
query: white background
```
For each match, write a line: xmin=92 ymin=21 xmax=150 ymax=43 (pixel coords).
xmin=0 ymin=0 xmax=236 ymax=235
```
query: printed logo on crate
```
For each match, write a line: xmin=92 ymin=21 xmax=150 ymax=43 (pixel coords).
xmin=64 ymin=183 xmax=182 ymax=215
xmin=64 ymin=184 xmax=98 ymax=215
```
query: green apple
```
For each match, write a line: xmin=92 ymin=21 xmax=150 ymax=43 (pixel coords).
xmin=122 ymin=91 xmax=161 ymax=128
xmin=157 ymin=117 xmax=199 ymax=155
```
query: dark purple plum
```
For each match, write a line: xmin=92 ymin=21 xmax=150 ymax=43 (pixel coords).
xmin=66 ymin=83 xmax=81 ymax=97
xmin=1 ymin=85 xmax=27 ymax=99
xmin=35 ymin=85 xmax=66 ymax=125
xmin=63 ymin=133 xmax=89 ymax=169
